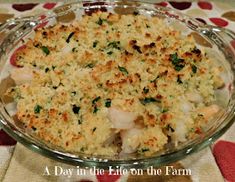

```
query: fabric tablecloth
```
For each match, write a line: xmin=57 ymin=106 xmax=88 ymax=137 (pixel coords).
xmin=0 ymin=1 xmax=235 ymax=182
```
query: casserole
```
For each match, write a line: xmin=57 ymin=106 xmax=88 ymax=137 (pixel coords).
xmin=0 ymin=0 xmax=235 ymax=169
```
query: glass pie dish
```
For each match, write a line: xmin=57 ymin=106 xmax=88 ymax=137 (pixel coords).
xmin=0 ymin=0 xmax=235 ymax=169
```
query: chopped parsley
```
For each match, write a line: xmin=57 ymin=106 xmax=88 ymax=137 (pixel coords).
xmin=143 ymin=87 xmax=149 ymax=94
xmin=105 ymin=98 xmax=112 ymax=108
xmin=93 ymin=41 xmax=98 ymax=48
xmin=139 ymin=148 xmax=149 ymax=153
xmin=166 ymin=124 xmax=175 ymax=132
xmin=96 ymin=17 xmax=106 ymax=25
xmin=133 ymin=10 xmax=139 ymax=16
xmin=107 ymin=41 xmax=121 ymax=50
xmin=66 ymin=32 xmax=75 ymax=43
xmin=85 ymin=63 xmax=95 ymax=68
xmin=191 ymin=64 xmax=197 ymax=73
xmin=139 ymin=97 xmax=160 ymax=105
xmin=107 ymin=51 xmax=113 ymax=55
xmin=71 ymin=91 xmax=77 ymax=96
xmin=192 ymin=47 xmax=201 ymax=55
xmin=31 ymin=126 xmax=37 ymax=131
xmin=177 ymin=75 xmax=183 ymax=84
xmin=52 ymin=65 xmax=56 ymax=70
xmin=93 ymin=106 xmax=99 ymax=113
xmin=170 ymin=53 xmax=185 ymax=71
xmin=118 ymin=66 xmax=128 ymax=75
xmin=41 ymin=46 xmax=50 ymax=55
xmin=78 ymin=119 xmax=82 ymax=125
xmin=150 ymin=76 xmax=160 ymax=83
xmin=92 ymin=96 xmax=100 ymax=113
xmin=72 ymin=105 xmax=80 ymax=114
xmin=72 ymin=47 xmax=77 ymax=52
xmin=34 ymin=105 xmax=42 ymax=114
xmin=45 ymin=67 xmax=50 ymax=73
xmin=162 ymin=108 xmax=168 ymax=113
xmin=189 ymin=128 xmax=195 ymax=133
xmin=92 ymin=96 xmax=101 ymax=105
xmin=97 ymin=83 xmax=103 ymax=88
xmin=133 ymin=45 xmax=142 ymax=53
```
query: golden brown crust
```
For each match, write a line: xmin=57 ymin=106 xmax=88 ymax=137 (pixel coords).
xmin=6 ymin=11 xmax=222 ymax=156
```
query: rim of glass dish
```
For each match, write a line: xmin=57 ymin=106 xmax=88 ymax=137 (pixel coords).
xmin=0 ymin=0 xmax=235 ymax=169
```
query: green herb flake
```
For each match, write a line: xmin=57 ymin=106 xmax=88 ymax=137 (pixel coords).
xmin=133 ymin=45 xmax=142 ymax=53
xmin=150 ymin=76 xmax=160 ymax=83
xmin=143 ymin=87 xmax=149 ymax=94
xmin=107 ymin=41 xmax=121 ymax=50
xmin=166 ymin=124 xmax=175 ymax=132
xmin=107 ymin=51 xmax=113 ymax=55
xmin=92 ymin=96 xmax=101 ymax=105
xmin=31 ymin=126 xmax=37 ymax=131
xmin=174 ymin=65 xmax=185 ymax=71
xmin=92 ymin=96 xmax=101 ymax=113
xmin=191 ymin=64 xmax=197 ymax=73
xmin=93 ymin=41 xmax=98 ymax=48
xmin=118 ymin=66 xmax=128 ymax=75
xmin=72 ymin=47 xmax=77 ymax=52
xmin=71 ymin=91 xmax=76 ymax=96
xmin=66 ymin=32 xmax=75 ymax=43
xmin=162 ymin=108 xmax=168 ymax=113
xmin=170 ymin=53 xmax=185 ymax=71
xmin=34 ymin=105 xmax=42 ymax=114
xmin=45 ymin=67 xmax=50 ymax=73
xmin=140 ymin=148 xmax=149 ymax=153
xmin=72 ymin=105 xmax=80 ymax=114
xmin=133 ymin=11 xmax=139 ymax=16
xmin=92 ymin=127 xmax=97 ymax=132
xmin=139 ymin=97 xmax=160 ymax=105
xmin=97 ymin=83 xmax=103 ymax=88
xmin=96 ymin=17 xmax=106 ymax=25
xmin=177 ymin=75 xmax=183 ymax=84
xmin=52 ymin=65 xmax=56 ymax=70
xmin=78 ymin=119 xmax=82 ymax=125
xmin=105 ymin=98 xmax=112 ymax=108
xmin=189 ymin=128 xmax=195 ymax=133
xmin=41 ymin=46 xmax=50 ymax=55
xmin=93 ymin=106 xmax=99 ymax=113
xmin=85 ymin=63 xmax=95 ymax=68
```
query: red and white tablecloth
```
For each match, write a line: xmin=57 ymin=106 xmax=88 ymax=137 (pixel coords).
xmin=0 ymin=1 xmax=235 ymax=182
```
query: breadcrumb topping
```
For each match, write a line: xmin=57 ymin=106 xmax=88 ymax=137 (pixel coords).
xmin=6 ymin=12 xmax=223 ymax=156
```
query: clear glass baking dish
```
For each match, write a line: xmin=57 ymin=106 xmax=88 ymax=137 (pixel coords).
xmin=0 ymin=0 xmax=235 ymax=169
